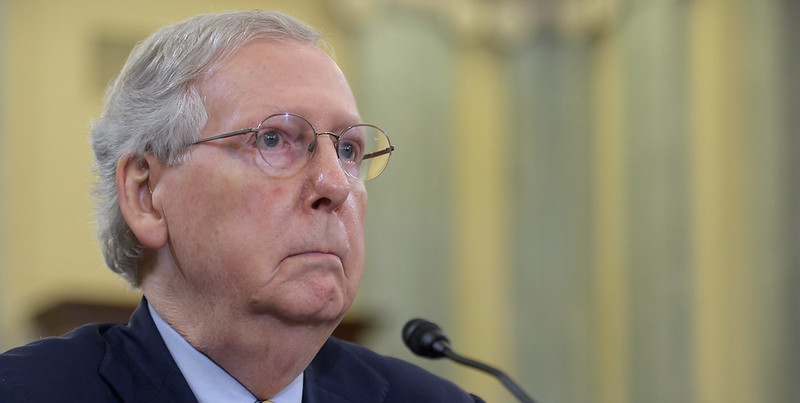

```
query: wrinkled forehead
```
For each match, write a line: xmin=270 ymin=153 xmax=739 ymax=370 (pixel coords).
xmin=198 ymin=39 xmax=360 ymax=131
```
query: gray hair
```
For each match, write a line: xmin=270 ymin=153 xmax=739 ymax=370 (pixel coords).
xmin=90 ymin=10 xmax=325 ymax=286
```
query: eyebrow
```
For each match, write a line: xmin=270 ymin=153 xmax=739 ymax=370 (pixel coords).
xmin=272 ymin=103 xmax=362 ymax=124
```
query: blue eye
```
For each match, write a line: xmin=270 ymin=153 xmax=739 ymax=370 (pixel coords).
xmin=338 ymin=141 xmax=359 ymax=162
xmin=260 ymin=130 xmax=282 ymax=149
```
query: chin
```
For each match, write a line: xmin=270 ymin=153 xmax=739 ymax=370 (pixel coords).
xmin=294 ymin=290 xmax=352 ymax=324
xmin=254 ymin=283 xmax=355 ymax=326
xmin=276 ymin=305 xmax=349 ymax=329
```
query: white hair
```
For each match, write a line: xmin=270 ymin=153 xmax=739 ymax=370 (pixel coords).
xmin=90 ymin=10 xmax=325 ymax=286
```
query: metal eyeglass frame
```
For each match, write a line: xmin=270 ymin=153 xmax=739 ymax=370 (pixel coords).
xmin=187 ymin=112 xmax=394 ymax=180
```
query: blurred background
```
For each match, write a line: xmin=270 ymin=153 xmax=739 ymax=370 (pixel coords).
xmin=1 ymin=0 xmax=798 ymax=402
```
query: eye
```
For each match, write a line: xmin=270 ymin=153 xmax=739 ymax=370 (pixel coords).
xmin=260 ymin=129 xmax=283 ymax=150
xmin=338 ymin=140 xmax=362 ymax=163
xmin=254 ymin=123 xmax=309 ymax=171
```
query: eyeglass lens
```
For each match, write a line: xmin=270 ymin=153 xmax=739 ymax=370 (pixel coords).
xmin=255 ymin=114 xmax=391 ymax=180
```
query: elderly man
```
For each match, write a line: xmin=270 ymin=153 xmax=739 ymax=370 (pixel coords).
xmin=0 ymin=10 xmax=482 ymax=402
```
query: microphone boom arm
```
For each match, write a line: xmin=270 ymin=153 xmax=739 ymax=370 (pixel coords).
xmin=402 ymin=318 xmax=538 ymax=403
xmin=442 ymin=348 xmax=536 ymax=403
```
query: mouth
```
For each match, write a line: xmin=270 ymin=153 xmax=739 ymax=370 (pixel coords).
xmin=285 ymin=250 xmax=343 ymax=263
xmin=282 ymin=238 xmax=347 ymax=266
xmin=291 ymin=250 xmax=339 ymax=257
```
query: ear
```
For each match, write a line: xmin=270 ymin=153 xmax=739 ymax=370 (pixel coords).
xmin=116 ymin=155 xmax=168 ymax=249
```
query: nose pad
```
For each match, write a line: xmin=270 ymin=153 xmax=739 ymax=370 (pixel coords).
xmin=307 ymin=132 xmax=340 ymax=160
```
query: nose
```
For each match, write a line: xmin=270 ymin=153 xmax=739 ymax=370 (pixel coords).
xmin=305 ymin=134 xmax=350 ymax=211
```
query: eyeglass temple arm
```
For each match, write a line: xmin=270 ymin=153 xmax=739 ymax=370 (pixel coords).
xmin=188 ymin=128 xmax=256 ymax=145
xmin=363 ymin=145 xmax=395 ymax=160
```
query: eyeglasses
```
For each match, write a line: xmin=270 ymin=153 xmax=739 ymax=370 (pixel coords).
xmin=188 ymin=113 xmax=394 ymax=180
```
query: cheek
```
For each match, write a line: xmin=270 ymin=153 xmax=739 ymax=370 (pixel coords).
xmin=161 ymin=160 xmax=295 ymax=262
xmin=216 ymin=182 xmax=296 ymax=254
xmin=343 ymin=191 xmax=368 ymax=279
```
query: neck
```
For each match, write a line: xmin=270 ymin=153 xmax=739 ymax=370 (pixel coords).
xmin=199 ymin=317 xmax=331 ymax=399
xmin=141 ymin=271 xmax=339 ymax=399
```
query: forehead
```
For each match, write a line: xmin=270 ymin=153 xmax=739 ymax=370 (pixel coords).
xmin=200 ymin=39 xmax=360 ymax=127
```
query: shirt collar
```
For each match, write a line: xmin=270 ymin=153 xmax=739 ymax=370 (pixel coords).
xmin=148 ymin=304 xmax=304 ymax=403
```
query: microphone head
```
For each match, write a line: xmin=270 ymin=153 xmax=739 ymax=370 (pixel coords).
xmin=402 ymin=318 xmax=451 ymax=358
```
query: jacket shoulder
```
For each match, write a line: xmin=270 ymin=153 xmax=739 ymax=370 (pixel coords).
xmin=0 ymin=323 xmax=116 ymax=400
xmin=311 ymin=338 xmax=484 ymax=402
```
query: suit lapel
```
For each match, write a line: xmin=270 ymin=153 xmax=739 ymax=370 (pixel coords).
xmin=98 ymin=298 xmax=198 ymax=403
xmin=96 ymin=299 xmax=387 ymax=403
xmin=302 ymin=339 xmax=388 ymax=403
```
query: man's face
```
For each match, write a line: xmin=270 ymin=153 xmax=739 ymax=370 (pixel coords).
xmin=152 ymin=40 xmax=366 ymax=326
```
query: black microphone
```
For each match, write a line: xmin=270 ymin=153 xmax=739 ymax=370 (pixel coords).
xmin=403 ymin=318 xmax=537 ymax=403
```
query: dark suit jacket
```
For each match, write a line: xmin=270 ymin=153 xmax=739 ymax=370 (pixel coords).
xmin=0 ymin=299 xmax=482 ymax=402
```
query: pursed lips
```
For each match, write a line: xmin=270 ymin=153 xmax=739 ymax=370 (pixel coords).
xmin=282 ymin=236 xmax=347 ymax=265
xmin=285 ymin=249 xmax=343 ymax=263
